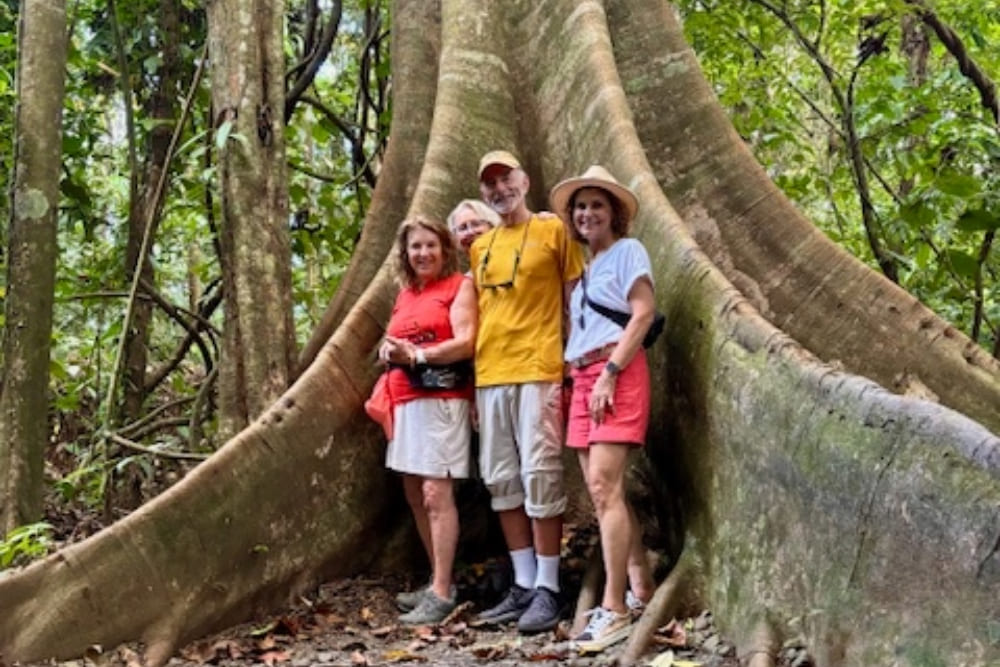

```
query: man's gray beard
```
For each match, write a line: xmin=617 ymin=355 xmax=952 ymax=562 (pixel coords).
xmin=490 ymin=196 xmax=517 ymax=216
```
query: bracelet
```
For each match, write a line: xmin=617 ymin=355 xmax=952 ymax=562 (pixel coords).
xmin=415 ymin=348 xmax=427 ymax=365
xmin=605 ymin=360 xmax=621 ymax=376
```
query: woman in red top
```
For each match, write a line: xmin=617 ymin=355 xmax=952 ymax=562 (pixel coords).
xmin=377 ymin=216 xmax=478 ymax=625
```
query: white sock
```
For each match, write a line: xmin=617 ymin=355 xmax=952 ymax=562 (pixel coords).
xmin=510 ymin=547 xmax=537 ymax=589
xmin=535 ymin=554 xmax=560 ymax=592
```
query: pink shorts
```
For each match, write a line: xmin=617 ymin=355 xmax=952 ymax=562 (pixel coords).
xmin=566 ymin=351 xmax=650 ymax=448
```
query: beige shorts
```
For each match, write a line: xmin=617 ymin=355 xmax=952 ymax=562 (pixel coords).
xmin=385 ymin=398 xmax=471 ymax=478
xmin=476 ymin=382 xmax=566 ymax=519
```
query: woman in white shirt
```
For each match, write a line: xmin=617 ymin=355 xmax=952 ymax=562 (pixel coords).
xmin=550 ymin=165 xmax=656 ymax=653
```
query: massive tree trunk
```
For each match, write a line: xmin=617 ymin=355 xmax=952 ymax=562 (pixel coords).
xmin=208 ymin=0 xmax=297 ymax=439
xmin=0 ymin=0 xmax=68 ymax=533
xmin=1 ymin=1 xmax=998 ymax=665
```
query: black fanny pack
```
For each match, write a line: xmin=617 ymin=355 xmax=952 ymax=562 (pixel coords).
xmin=397 ymin=360 xmax=473 ymax=390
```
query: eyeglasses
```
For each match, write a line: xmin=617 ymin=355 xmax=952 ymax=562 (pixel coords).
xmin=452 ymin=219 xmax=492 ymax=235
xmin=478 ymin=220 xmax=530 ymax=291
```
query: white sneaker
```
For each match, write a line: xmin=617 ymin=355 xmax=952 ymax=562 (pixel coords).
xmin=570 ymin=606 xmax=632 ymax=653
xmin=625 ymin=589 xmax=646 ymax=616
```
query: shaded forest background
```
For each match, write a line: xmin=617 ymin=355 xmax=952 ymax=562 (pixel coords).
xmin=0 ymin=0 xmax=997 ymax=564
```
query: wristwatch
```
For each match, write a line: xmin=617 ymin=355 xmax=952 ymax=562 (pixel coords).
xmin=604 ymin=360 xmax=621 ymax=376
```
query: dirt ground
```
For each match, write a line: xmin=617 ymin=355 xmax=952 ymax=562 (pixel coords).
xmin=42 ymin=564 xmax=813 ymax=667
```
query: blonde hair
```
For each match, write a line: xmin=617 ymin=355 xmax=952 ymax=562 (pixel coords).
xmin=394 ymin=216 xmax=460 ymax=286
xmin=447 ymin=199 xmax=500 ymax=231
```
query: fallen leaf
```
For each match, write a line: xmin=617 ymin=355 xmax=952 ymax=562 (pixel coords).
xmin=383 ymin=649 xmax=428 ymax=663
xmin=259 ymin=649 xmax=291 ymax=666
xmin=527 ymin=650 xmax=567 ymax=661
xmin=407 ymin=639 xmax=429 ymax=652
xmin=275 ymin=616 xmax=302 ymax=636
xmin=470 ymin=640 xmax=512 ymax=660
xmin=647 ymin=649 xmax=675 ymax=666
xmin=257 ymin=634 xmax=277 ymax=651
xmin=314 ymin=612 xmax=347 ymax=627
xmin=656 ymin=618 xmax=689 ymax=648
xmin=370 ymin=625 xmax=394 ymax=637
xmin=360 ymin=606 xmax=375 ymax=623
xmin=351 ymin=650 xmax=369 ymax=665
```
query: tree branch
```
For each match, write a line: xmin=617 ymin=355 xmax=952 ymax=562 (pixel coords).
xmin=908 ymin=0 xmax=999 ymax=125
xmin=118 ymin=396 xmax=195 ymax=438
xmin=106 ymin=432 xmax=208 ymax=461
xmin=285 ymin=0 xmax=343 ymax=122
xmin=143 ymin=287 xmax=222 ymax=395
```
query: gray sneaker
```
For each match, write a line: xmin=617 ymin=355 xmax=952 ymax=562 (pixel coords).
xmin=396 ymin=585 xmax=428 ymax=612
xmin=398 ymin=590 xmax=456 ymax=625
xmin=476 ymin=584 xmax=534 ymax=624
xmin=396 ymin=583 xmax=456 ymax=611
xmin=517 ymin=586 xmax=561 ymax=633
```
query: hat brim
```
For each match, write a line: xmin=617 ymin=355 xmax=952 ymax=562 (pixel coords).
xmin=549 ymin=176 xmax=639 ymax=227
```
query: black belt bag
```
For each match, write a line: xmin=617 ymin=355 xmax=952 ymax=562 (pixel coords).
xmin=400 ymin=360 xmax=473 ymax=390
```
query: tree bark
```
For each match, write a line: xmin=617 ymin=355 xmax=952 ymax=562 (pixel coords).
xmin=208 ymin=0 xmax=297 ymax=439
xmin=122 ymin=0 xmax=182 ymax=425
xmin=0 ymin=0 xmax=68 ymax=533
xmin=0 ymin=1 xmax=998 ymax=665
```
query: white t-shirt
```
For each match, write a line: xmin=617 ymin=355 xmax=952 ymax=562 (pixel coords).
xmin=564 ymin=238 xmax=654 ymax=362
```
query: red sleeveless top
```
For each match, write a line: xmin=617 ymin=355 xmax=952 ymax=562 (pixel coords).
xmin=386 ymin=273 xmax=473 ymax=405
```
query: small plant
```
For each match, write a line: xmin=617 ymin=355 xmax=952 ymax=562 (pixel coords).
xmin=0 ymin=522 xmax=54 ymax=569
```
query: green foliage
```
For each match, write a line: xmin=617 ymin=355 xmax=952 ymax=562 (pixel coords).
xmin=0 ymin=522 xmax=53 ymax=569
xmin=679 ymin=0 xmax=1000 ymax=349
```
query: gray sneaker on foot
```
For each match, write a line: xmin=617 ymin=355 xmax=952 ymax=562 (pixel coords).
xmin=396 ymin=583 xmax=455 ymax=612
xmin=398 ymin=590 xmax=456 ymax=625
xmin=517 ymin=586 xmax=561 ymax=633
xmin=395 ymin=585 xmax=428 ymax=612
xmin=476 ymin=584 xmax=534 ymax=624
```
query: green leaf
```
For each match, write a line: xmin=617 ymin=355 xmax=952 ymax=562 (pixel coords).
xmin=935 ymin=171 xmax=981 ymax=199
xmin=215 ymin=119 xmax=233 ymax=150
xmin=946 ymin=249 xmax=979 ymax=278
xmin=899 ymin=201 xmax=934 ymax=228
xmin=956 ymin=208 xmax=1000 ymax=233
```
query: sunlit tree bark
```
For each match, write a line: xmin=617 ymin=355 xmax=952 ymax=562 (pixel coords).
xmin=0 ymin=0 xmax=68 ymax=533
xmin=0 ymin=1 xmax=997 ymax=665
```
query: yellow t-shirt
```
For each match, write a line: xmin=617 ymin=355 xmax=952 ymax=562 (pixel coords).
xmin=470 ymin=214 xmax=584 ymax=386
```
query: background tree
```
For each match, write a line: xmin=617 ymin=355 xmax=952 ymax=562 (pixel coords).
xmin=206 ymin=0 xmax=296 ymax=439
xmin=0 ymin=0 xmax=68 ymax=532
xmin=0 ymin=1 xmax=998 ymax=666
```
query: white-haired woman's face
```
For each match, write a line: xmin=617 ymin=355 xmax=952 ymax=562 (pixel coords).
xmin=450 ymin=207 xmax=493 ymax=253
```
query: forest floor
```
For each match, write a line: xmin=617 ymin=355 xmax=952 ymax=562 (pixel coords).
xmin=27 ymin=533 xmax=814 ymax=667
xmin=25 ymin=458 xmax=815 ymax=667
xmin=44 ymin=570 xmax=810 ymax=667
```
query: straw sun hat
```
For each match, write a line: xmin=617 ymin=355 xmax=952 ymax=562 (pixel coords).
xmin=549 ymin=165 xmax=639 ymax=226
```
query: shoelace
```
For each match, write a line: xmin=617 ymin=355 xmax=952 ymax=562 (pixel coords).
xmin=581 ymin=607 xmax=616 ymax=636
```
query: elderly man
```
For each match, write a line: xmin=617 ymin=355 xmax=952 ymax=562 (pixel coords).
xmin=469 ymin=150 xmax=584 ymax=633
